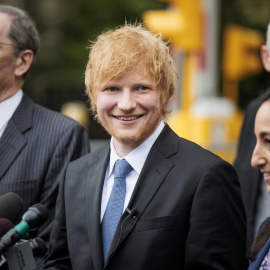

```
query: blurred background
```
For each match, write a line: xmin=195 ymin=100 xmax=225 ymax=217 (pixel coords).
xmin=1 ymin=0 xmax=270 ymax=161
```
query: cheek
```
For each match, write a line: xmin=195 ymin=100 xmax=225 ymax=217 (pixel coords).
xmin=149 ymin=95 xmax=162 ymax=111
xmin=266 ymin=150 xmax=270 ymax=161
xmin=96 ymin=95 xmax=114 ymax=113
xmin=0 ymin=55 xmax=13 ymax=70
xmin=141 ymin=93 xmax=161 ymax=108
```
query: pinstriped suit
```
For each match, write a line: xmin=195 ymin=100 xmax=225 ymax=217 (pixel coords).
xmin=0 ymin=92 xmax=90 ymax=267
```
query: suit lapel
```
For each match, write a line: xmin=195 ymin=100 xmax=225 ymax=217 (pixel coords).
xmin=112 ymin=156 xmax=174 ymax=247
xmin=0 ymin=93 xmax=32 ymax=180
xmin=106 ymin=124 xmax=179 ymax=263
xmin=86 ymin=145 xmax=110 ymax=270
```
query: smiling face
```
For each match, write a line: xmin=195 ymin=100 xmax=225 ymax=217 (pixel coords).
xmin=251 ymin=99 xmax=270 ymax=193
xmin=96 ymin=69 xmax=162 ymax=154
xmin=85 ymin=24 xmax=177 ymax=123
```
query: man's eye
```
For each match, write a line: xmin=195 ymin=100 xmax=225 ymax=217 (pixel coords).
xmin=106 ymin=87 xmax=118 ymax=92
xmin=137 ymin=86 xmax=149 ymax=91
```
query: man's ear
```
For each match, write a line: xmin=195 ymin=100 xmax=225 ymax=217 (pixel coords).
xmin=261 ymin=45 xmax=270 ymax=72
xmin=14 ymin=49 xmax=34 ymax=77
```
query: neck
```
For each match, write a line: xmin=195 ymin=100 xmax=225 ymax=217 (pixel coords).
xmin=0 ymin=88 xmax=20 ymax=102
xmin=113 ymin=139 xmax=141 ymax=158
xmin=0 ymin=81 xmax=23 ymax=102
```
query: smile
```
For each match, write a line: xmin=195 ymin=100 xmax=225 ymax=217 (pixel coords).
xmin=116 ymin=116 xmax=141 ymax=121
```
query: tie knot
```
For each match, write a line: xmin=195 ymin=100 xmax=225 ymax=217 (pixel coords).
xmin=114 ymin=159 xmax=132 ymax=179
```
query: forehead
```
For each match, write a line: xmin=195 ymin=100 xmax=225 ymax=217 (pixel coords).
xmin=255 ymin=100 xmax=270 ymax=132
xmin=0 ymin=12 xmax=12 ymax=39
xmin=99 ymin=65 xmax=155 ymax=87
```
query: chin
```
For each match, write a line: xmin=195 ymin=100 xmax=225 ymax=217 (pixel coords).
xmin=114 ymin=133 xmax=144 ymax=144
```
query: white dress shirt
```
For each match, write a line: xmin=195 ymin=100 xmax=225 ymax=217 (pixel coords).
xmin=100 ymin=120 xmax=165 ymax=221
xmin=0 ymin=89 xmax=23 ymax=139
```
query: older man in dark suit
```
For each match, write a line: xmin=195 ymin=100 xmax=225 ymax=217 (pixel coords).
xmin=0 ymin=5 xmax=90 ymax=268
xmin=45 ymin=23 xmax=247 ymax=269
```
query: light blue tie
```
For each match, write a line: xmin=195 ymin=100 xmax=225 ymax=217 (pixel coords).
xmin=102 ymin=159 xmax=132 ymax=262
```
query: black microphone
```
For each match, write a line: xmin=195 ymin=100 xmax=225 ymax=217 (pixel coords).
xmin=0 ymin=193 xmax=23 ymax=224
xmin=0 ymin=204 xmax=49 ymax=255
xmin=29 ymin=238 xmax=48 ymax=258
xmin=106 ymin=207 xmax=138 ymax=265
xmin=125 ymin=208 xmax=138 ymax=219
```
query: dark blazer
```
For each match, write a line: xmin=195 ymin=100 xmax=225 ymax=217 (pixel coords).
xmin=0 ymin=93 xmax=90 ymax=266
xmin=234 ymin=98 xmax=262 ymax=249
xmin=45 ymin=124 xmax=247 ymax=270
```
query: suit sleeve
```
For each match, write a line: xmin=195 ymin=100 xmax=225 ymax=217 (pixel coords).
xmin=185 ymin=159 xmax=248 ymax=270
xmin=36 ymin=124 xmax=89 ymax=268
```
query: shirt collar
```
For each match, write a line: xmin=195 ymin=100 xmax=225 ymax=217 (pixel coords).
xmin=0 ymin=89 xmax=23 ymax=129
xmin=108 ymin=120 xmax=165 ymax=177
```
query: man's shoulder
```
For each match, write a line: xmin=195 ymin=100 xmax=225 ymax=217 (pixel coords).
xmin=179 ymin=136 xmax=225 ymax=165
xmin=158 ymin=124 xmax=222 ymax=162
xmin=12 ymin=93 xmax=88 ymax=142
xmin=68 ymin=143 xmax=110 ymax=169
xmin=33 ymin=102 xmax=80 ymax=127
xmin=17 ymin=93 xmax=82 ymax=128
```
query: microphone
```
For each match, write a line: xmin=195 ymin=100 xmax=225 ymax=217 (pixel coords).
xmin=0 ymin=238 xmax=48 ymax=270
xmin=0 ymin=204 xmax=49 ymax=255
xmin=0 ymin=193 xmax=23 ymax=224
xmin=105 ymin=208 xmax=138 ymax=265
xmin=125 ymin=208 xmax=138 ymax=219
xmin=0 ymin=219 xmax=13 ymax=238
xmin=29 ymin=238 xmax=47 ymax=258
xmin=5 ymin=240 xmax=36 ymax=270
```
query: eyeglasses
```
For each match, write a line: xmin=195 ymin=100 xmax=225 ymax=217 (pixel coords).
xmin=0 ymin=42 xmax=23 ymax=50
xmin=0 ymin=42 xmax=14 ymax=46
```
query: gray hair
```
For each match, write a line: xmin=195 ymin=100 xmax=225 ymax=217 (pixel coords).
xmin=0 ymin=4 xmax=40 ymax=57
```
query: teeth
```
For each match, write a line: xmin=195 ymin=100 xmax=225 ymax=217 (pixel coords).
xmin=118 ymin=116 xmax=138 ymax=121
xmin=264 ymin=173 xmax=270 ymax=177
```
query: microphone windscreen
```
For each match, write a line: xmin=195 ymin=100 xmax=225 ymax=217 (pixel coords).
xmin=0 ymin=193 xmax=24 ymax=224
xmin=0 ymin=218 xmax=14 ymax=238
xmin=22 ymin=203 xmax=49 ymax=229
xmin=29 ymin=238 xmax=48 ymax=258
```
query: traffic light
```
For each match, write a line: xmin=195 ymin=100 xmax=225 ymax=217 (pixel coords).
xmin=142 ymin=0 xmax=203 ymax=51
xmin=222 ymin=25 xmax=264 ymax=81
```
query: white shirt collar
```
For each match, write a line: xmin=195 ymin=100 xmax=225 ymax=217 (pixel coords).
xmin=0 ymin=89 xmax=23 ymax=138
xmin=108 ymin=120 xmax=165 ymax=176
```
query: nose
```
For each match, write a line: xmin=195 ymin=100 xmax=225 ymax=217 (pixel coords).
xmin=118 ymin=90 xmax=136 ymax=111
xmin=251 ymin=142 xmax=266 ymax=169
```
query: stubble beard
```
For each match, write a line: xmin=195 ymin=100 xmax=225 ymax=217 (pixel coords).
xmin=98 ymin=107 xmax=162 ymax=146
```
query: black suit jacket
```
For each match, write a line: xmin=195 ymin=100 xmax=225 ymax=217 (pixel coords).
xmin=234 ymin=99 xmax=262 ymax=250
xmin=45 ymin=124 xmax=247 ymax=270
xmin=0 ymin=93 xmax=90 ymax=267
